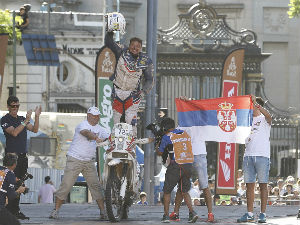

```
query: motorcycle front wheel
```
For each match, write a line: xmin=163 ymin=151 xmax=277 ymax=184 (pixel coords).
xmin=105 ymin=166 xmax=122 ymax=222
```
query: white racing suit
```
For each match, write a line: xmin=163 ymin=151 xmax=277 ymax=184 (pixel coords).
xmin=105 ymin=32 xmax=154 ymax=137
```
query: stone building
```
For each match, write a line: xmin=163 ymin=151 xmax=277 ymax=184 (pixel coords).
xmin=1 ymin=0 xmax=299 ymax=115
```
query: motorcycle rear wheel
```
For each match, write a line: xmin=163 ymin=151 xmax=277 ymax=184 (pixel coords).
xmin=105 ymin=166 xmax=122 ymax=222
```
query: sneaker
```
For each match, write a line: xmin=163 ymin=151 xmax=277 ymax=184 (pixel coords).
xmin=49 ymin=209 xmax=59 ymax=219
xmin=169 ymin=212 xmax=180 ymax=221
xmin=15 ymin=211 xmax=29 ymax=220
xmin=258 ymin=213 xmax=266 ymax=223
xmin=207 ymin=212 xmax=214 ymax=222
xmin=188 ymin=210 xmax=198 ymax=223
xmin=161 ymin=214 xmax=170 ymax=223
xmin=237 ymin=213 xmax=254 ymax=223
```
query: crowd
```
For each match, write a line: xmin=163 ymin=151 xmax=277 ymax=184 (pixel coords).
xmin=185 ymin=174 xmax=300 ymax=208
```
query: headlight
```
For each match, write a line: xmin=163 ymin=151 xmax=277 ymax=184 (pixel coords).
xmin=118 ymin=137 xmax=124 ymax=143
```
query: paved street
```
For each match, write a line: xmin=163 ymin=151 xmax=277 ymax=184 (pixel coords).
xmin=19 ymin=203 xmax=300 ymax=225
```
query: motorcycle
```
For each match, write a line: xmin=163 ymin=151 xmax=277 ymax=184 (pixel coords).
xmin=97 ymin=123 xmax=151 ymax=222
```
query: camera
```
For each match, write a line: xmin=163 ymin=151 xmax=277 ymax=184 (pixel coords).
xmin=16 ymin=172 xmax=33 ymax=195
xmin=146 ymin=122 xmax=169 ymax=164
xmin=146 ymin=122 xmax=164 ymax=146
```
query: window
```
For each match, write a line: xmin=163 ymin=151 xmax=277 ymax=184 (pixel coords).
xmin=57 ymin=63 xmax=69 ymax=83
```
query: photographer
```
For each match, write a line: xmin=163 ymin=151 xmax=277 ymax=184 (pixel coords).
xmin=156 ymin=117 xmax=198 ymax=223
xmin=1 ymin=96 xmax=41 ymax=219
xmin=0 ymin=153 xmax=26 ymax=225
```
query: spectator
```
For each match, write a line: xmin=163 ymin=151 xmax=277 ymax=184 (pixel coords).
xmin=49 ymin=106 xmax=109 ymax=220
xmin=0 ymin=153 xmax=27 ymax=225
xmin=213 ymin=194 xmax=221 ymax=205
xmin=237 ymin=181 xmax=246 ymax=198
xmin=17 ymin=7 xmax=29 ymax=31
xmin=267 ymin=184 xmax=273 ymax=196
xmin=219 ymin=200 xmax=227 ymax=206
xmin=272 ymin=187 xmax=280 ymax=199
xmin=237 ymin=169 xmax=244 ymax=183
xmin=283 ymin=184 xmax=293 ymax=197
xmin=229 ymin=196 xmax=238 ymax=206
xmin=188 ymin=180 xmax=201 ymax=199
xmin=137 ymin=192 xmax=148 ymax=205
xmin=38 ymin=176 xmax=56 ymax=203
xmin=237 ymin=95 xmax=272 ymax=223
xmin=277 ymin=178 xmax=285 ymax=196
xmin=1 ymin=96 xmax=41 ymax=219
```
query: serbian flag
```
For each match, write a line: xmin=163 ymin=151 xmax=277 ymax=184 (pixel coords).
xmin=175 ymin=95 xmax=253 ymax=144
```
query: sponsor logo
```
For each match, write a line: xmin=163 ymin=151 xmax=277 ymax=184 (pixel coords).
xmin=220 ymin=159 xmax=230 ymax=182
xmin=100 ymin=84 xmax=113 ymax=133
xmin=226 ymin=56 xmax=237 ymax=77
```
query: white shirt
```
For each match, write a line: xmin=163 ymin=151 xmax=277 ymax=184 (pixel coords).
xmin=38 ymin=183 xmax=56 ymax=203
xmin=244 ymin=114 xmax=271 ymax=158
xmin=67 ymin=120 xmax=110 ymax=161
xmin=179 ymin=127 xmax=207 ymax=155
xmin=189 ymin=184 xmax=201 ymax=198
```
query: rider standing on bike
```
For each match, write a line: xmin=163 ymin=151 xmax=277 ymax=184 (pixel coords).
xmin=49 ymin=106 xmax=109 ymax=220
xmin=156 ymin=117 xmax=198 ymax=223
xmin=105 ymin=31 xmax=154 ymax=137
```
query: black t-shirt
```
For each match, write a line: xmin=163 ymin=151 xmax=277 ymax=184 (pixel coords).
xmin=1 ymin=113 xmax=27 ymax=154
xmin=0 ymin=166 xmax=17 ymax=208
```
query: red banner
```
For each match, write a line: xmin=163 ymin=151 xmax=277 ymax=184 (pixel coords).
xmin=216 ymin=48 xmax=245 ymax=195
xmin=0 ymin=34 xmax=9 ymax=98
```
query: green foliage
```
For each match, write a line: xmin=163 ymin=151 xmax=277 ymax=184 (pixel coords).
xmin=288 ymin=0 xmax=300 ymax=18
xmin=0 ymin=9 xmax=23 ymax=41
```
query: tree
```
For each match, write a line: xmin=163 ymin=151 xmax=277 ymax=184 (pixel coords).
xmin=288 ymin=0 xmax=300 ymax=18
xmin=0 ymin=9 xmax=23 ymax=41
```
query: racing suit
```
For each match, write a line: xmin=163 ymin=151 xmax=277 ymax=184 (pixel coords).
xmin=105 ymin=32 xmax=154 ymax=136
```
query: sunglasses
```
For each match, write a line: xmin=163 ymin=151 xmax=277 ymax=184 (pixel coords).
xmin=9 ymin=104 xmax=20 ymax=108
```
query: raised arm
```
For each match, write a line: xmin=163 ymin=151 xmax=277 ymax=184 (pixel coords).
xmin=104 ymin=31 xmax=122 ymax=57
xmin=26 ymin=106 xmax=41 ymax=133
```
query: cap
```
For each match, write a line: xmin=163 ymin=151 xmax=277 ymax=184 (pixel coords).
xmin=87 ymin=106 xmax=100 ymax=115
xmin=139 ymin=192 xmax=147 ymax=197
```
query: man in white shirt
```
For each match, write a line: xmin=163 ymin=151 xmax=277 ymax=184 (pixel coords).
xmin=237 ymin=95 xmax=272 ymax=224
xmin=38 ymin=176 xmax=56 ymax=203
xmin=49 ymin=106 xmax=110 ymax=220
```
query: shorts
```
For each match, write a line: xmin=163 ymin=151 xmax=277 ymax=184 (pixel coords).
xmin=193 ymin=154 xmax=208 ymax=189
xmin=243 ymin=156 xmax=270 ymax=184
xmin=55 ymin=156 xmax=104 ymax=201
xmin=163 ymin=163 xmax=192 ymax=194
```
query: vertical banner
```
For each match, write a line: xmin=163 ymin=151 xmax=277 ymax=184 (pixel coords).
xmin=95 ymin=46 xmax=116 ymax=177
xmin=0 ymin=34 xmax=9 ymax=97
xmin=216 ymin=48 xmax=245 ymax=195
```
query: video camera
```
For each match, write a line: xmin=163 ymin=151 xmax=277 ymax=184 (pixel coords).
xmin=16 ymin=172 xmax=33 ymax=195
xmin=146 ymin=121 xmax=169 ymax=164
xmin=146 ymin=122 xmax=164 ymax=146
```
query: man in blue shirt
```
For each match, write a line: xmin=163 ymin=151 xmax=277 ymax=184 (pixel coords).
xmin=0 ymin=153 xmax=26 ymax=225
xmin=156 ymin=117 xmax=198 ymax=223
xmin=1 ymin=96 xmax=41 ymax=219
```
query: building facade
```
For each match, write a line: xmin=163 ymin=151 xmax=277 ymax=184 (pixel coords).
xmin=0 ymin=1 xmax=299 ymax=179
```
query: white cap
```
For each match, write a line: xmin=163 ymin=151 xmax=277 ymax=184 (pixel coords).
xmin=87 ymin=106 xmax=100 ymax=115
